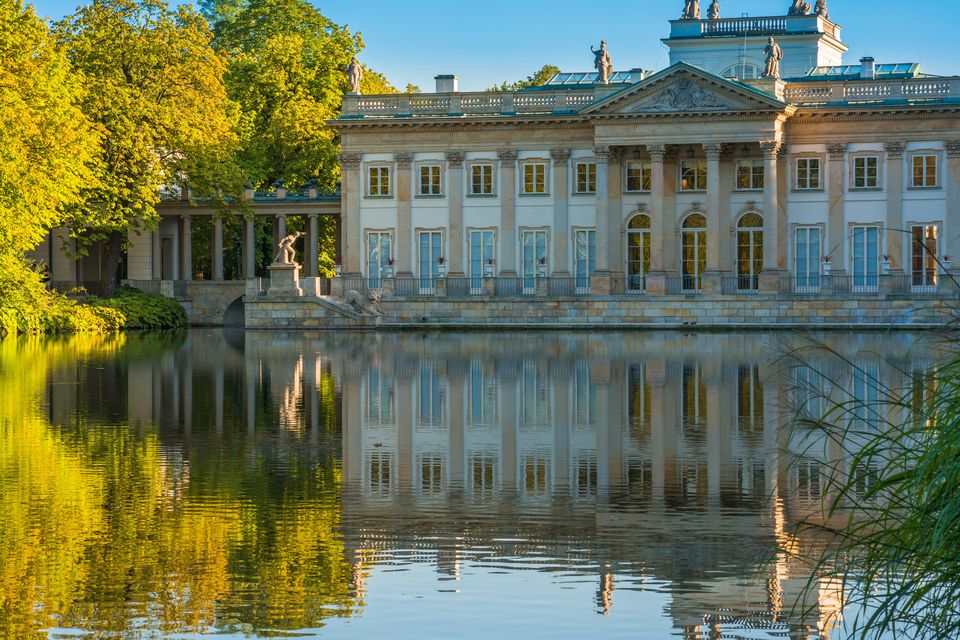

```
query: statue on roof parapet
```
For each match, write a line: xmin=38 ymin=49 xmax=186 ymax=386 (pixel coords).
xmin=763 ymin=37 xmax=784 ymax=79
xmin=347 ymin=58 xmax=363 ymax=95
xmin=788 ymin=0 xmax=811 ymax=15
xmin=591 ymin=41 xmax=613 ymax=84
xmin=814 ymin=0 xmax=828 ymax=18
xmin=681 ymin=0 xmax=700 ymax=20
xmin=707 ymin=0 xmax=720 ymax=19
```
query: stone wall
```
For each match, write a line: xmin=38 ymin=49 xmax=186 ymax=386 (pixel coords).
xmin=246 ymin=295 xmax=377 ymax=329
xmin=179 ymin=282 xmax=247 ymax=326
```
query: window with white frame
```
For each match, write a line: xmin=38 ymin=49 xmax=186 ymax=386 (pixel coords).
xmin=912 ymin=224 xmax=940 ymax=289
xmin=575 ymin=161 xmax=597 ymax=194
xmin=625 ymin=161 xmax=651 ymax=192
xmin=795 ymin=157 xmax=822 ymax=190
xmin=419 ymin=164 xmax=442 ymax=196
xmin=853 ymin=156 xmax=880 ymax=189
xmin=521 ymin=161 xmax=548 ymax=194
xmin=912 ymin=154 xmax=939 ymax=188
xmin=470 ymin=163 xmax=495 ymax=195
xmin=736 ymin=160 xmax=765 ymax=191
xmin=367 ymin=165 xmax=391 ymax=197
xmin=680 ymin=160 xmax=707 ymax=191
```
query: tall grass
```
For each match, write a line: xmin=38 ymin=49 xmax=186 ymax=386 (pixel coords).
xmin=783 ymin=335 xmax=960 ymax=639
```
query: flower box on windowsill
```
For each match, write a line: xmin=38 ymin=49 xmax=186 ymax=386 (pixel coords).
xmin=437 ymin=265 xmax=447 ymax=277
xmin=822 ymin=262 xmax=832 ymax=275
xmin=483 ymin=265 xmax=495 ymax=278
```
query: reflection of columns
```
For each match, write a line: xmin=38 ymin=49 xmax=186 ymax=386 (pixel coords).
xmin=884 ymin=142 xmax=905 ymax=272
xmin=705 ymin=362 xmax=722 ymax=501
xmin=596 ymin=381 xmax=611 ymax=492
xmin=397 ymin=378 xmax=413 ymax=488
xmin=446 ymin=152 xmax=465 ymax=275
xmin=338 ymin=153 xmax=362 ymax=273
xmin=552 ymin=149 xmax=571 ymax=274
xmin=649 ymin=145 xmax=667 ymax=272
xmin=344 ymin=375 xmax=362 ymax=485
xmin=554 ymin=380 xmax=570 ymax=488
xmin=705 ymin=143 xmax=723 ymax=272
xmin=182 ymin=358 xmax=193 ymax=439
xmin=151 ymin=230 xmax=162 ymax=280
xmin=243 ymin=215 xmax=256 ymax=278
xmin=498 ymin=150 xmax=518 ymax=274
xmin=180 ymin=215 xmax=192 ymax=281
xmin=827 ymin=143 xmax=848 ymax=273
xmin=761 ymin=141 xmax=783 ymax=271
xmin=307 ymin=214 xmax=319 ymax=277
xmin=500 ymin=380 xmax=518 ymax=491
xmin=595 ymin=146 xmax=611 ymax=273
xmin=214 ymin=363 xmax=224 ymax=434
xmin=212 ymin=215 xmax=224 ymax=281
xmin=944 ymin=141 xmax=960 ymax=263
xmin=648 ymin=360 xmax=668 ymax=501
xmin=606 ymin=363 xmax=625 ymax=489
xmin=395 ymin=152 xmax=414 ymax=276
xmin=448 ymin=376 xmax=465 ymax=489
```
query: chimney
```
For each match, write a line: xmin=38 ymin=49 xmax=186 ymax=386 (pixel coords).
xmin=861 ymin=57 xmax=876 ymax=80
xmin=435 ymin=75 xmax=459 ymax=93
xmin=628 ymin=68 xmax=648 ymax=84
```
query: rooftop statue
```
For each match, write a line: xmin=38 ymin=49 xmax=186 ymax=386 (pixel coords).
xmin=707 ymin=0 xmax=720 ymax=19
xmin=681 ymin=0 xmax=700 ymax=20
xmin=591 ymin=41 xmax=613 ymax=84
xmin=347 ymin=58 xmax=363 ymax=95
xmin=814 ymin=0 xmax=828 ymax=18
xmin=788 ymin=0 xmax=811 ymax=15
xmin=763 ymin=37 xmax=784 ymax=79
xmin=274 ymin=231 xmax=304 ymax=266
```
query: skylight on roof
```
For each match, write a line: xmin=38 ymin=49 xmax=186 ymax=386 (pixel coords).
xmin=546 ymin=71 xmax=633 ymax=85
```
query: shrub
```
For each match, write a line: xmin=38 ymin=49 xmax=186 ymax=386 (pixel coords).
xmin=84 ymin=287 xmax=188 ymax=330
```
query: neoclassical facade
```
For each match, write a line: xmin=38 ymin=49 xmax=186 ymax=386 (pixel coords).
xmin=331 ymin=8 xmax=960 ymax=296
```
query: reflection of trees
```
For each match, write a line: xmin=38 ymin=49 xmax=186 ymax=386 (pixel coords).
xmin=0 ymin=335 xmax=356 ymax=638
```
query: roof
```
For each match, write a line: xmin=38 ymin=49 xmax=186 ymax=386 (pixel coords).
xmin=539 ymin=71 xmax=635 ymax=87
xmin=793 ymin=62 xmax=933 ymax=81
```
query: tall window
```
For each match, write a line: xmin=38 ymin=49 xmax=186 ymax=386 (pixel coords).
xmin=625 ymin=162 xmax=651 ymax=192
xmin=521 ymin=229 xmax=548 ymax=293
xmin=796 ymin=158 xmax=822 ymax=190
xmin=522 ymin=162 xmax=547 ymax=194
xmin=575 ymin=161 xmax=597 ymax=194
xmin=851 ymin=225 xmax=880 ymax=292
xmin=418 ymin=231 xmax=443 ymax=294
xmin=682 ymin=214 xmax=707 ymax=292
xmin=794 ymin=227 xmax=822 ymax=292
xmin=471 ymin=163 xmax=495 ymax=195
xmin=365 ymin=367 xmax=394 ymax=426
xmin=469 ymin=230 xmax=496 ymax=293
xmin=736 ymin=213 xmax=764 ymax=291
xmin=912 ymin=154 xmax=939 ymax=188
xmin=574 ymin=229 xmax=596 ymax=293
xmin=853 ymin=156 xmax=880 ymax=189
xmin=419 ymin=164 xmax=442 ymax=196
xmin=736 ymin=160 xmax=765 ymax=191
xmin=367 ymin=166 xmax=391 ymax=197
xmin=366 ymin=231 xmax=392 ymax=288
xmin=912 ymin=225 xmax=939 ymax=290
xmin=626 ymin=215 xmax=651 ymax=293
xmin=680 ymin=160 xmax=707 ymax=191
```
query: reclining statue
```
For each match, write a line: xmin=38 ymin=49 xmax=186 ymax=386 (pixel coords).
xmin=344 ymin=289 xmax=382 ymax=317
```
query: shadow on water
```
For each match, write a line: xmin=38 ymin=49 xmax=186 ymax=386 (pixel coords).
xmin=0 ymin=330 xmax=946 ymax=639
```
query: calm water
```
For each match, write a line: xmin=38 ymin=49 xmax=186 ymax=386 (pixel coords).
xmin=0 ymin=330 xmax=946 ymax=639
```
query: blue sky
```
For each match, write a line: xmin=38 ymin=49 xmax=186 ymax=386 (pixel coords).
xmin=30 ymin=0 xmax=956 ymax=91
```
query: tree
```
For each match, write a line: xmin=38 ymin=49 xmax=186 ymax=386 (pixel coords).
xmin=54 ymin=0 xmax=241 ymax=296
xmin=486 ymin=64 xmax=561 ymax=92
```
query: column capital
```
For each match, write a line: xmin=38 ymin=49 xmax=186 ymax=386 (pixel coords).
xmin=497 ymin=150 xmax=518 ymax=167
xmin=338 ymin=152 xmax=362 ymax=169
xmin=647 ymin=144 xmax=667 ymax=163
xmin=759 ymin=141 xmax=781 ymax=158
xmin=445 ymin=151 xmax=465 ymax=168
xmin=551 ymin=148 xmax=571 ymax=164
xmin=308 ymin=212 xmax=319 ymax=220
xmin=703 ymin=143 xmax=724 ymax=161
xmin=945 ymin=140 xmax=960 ymax=158
xmin=827 ymin=143 xmax=848 ymax=160
xmin=594 ymin=145 xmax=613 ymax=162
xmin=179 ymin=214 xmax=192 ymax=222
xmin=394 ymin=152 xmax=414 ymax=169
xmin=884 ymin=141 xmax=906 ymax=158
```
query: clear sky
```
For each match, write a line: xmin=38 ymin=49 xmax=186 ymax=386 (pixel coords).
xmin=29 ymin=0 xmax=956 ymax=92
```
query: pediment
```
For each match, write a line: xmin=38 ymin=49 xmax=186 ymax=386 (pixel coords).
xmin=583 ymin=63 xmax=787 ymax=116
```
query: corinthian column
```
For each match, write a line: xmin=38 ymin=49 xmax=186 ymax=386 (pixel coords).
xmin=338 ymin=152 xmax=363 ymax=274
xmin=884 ymin=142 xmax=906 ymax=273
xmin=594 ymin=145 xmax=612 ymax=274
xmin=704 ymin=143 xmax=723 ymax=274
xmin=498 ymin=150 xmax=518 ymax=275
xmin=761 ymin=141 xmax=783 ymax=272
xmin=647 ymin=144 xmax=668 ymax=294
xmin=551 ymin=149 xmax=571 ymax=274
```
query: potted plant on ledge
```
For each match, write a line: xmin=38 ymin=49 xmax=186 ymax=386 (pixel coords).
xmin=882 ymin=255 xmax=892 ymax=273
xmin=822 ymin=255 xmax=832 ymax=275
xmin=437 ymin=256 xmax=447 ymax=277
xmin=536 ymin=256 xmax=548 ymax=277
xmin=484 ymin=258 xmax=496 ymax=278
xmin=942 ymin=255 xmax=952 ymax=274
xmin=334 ymin=264 xmax=343 ymax=278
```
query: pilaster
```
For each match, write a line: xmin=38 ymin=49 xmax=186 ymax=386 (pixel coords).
xmin=498 ymin=150 xmax=518 ymax=275
xmin=307 ymin=213 xmax=319 ymax=277
xmin=945 ymin=141 xmax=960 ymax=264
xmin=212 ymin=216 xmax=224 ymax=281
xmin=551 ymin=149 xmax=571 ymax=274
xmin=647 ymin=145 xmax=668 ymax=294
xmin=338 ymin=152 xmax=362 ymax=273
xmin=761 ymin=141 xmax=783 ymax=272
xmin=827 ymin=142 xmax=848 ymax=275
xmin=395 ymin=151 xmax=414 ymax=277
xmin=446 ymin=151 xmax=465 ymax=276
xmin=884 ymin=142 xmax=906 ymax=273
xmin=243 ymin=215 xmax=256 ymax=279
xmin=594 ymin=145 xmax=612 ymax=274
xmin=607 ymin=148 xmax=624 ymax=276
xmin=705 ymin=143 xmax=723 ymax=273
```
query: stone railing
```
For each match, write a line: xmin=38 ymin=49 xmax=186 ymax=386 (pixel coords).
xmin=343 ymin=91 xmax=597 ymax=119
xmin=701 ymin=16 xmax=787 ymax=35
xmin=670 ymin=14 xmax=840 ymax=40
xmin=784 ymin=77 xmax=960 ymax=105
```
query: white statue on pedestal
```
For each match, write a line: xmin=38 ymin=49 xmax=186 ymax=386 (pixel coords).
xmin=274 ymin=232 xmax=304 ymax=266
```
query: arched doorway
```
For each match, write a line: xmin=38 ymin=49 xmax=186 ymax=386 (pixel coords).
xmin=681 ymin=214 xmax=707 ymax=292
xmin=736 ymin=212 xmax=764 ymax=292
xmin=626 ymin=214 xmax=651 ymax=293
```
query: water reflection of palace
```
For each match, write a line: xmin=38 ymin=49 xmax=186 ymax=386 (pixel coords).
xmin=42 ymin=331 xmax=943 ymax=639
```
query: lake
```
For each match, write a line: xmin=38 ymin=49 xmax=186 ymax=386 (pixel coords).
xmin=0 ymin=330 xmax=945 ymax=639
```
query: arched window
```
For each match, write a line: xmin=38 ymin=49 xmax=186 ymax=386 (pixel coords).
xmin=737 ymin=213 xmax=764 ymax=291
xmin=626 ymin=214 xmax=651 ymax=293
xmin=682 ymin=214 xmax=707 ymax=292
xmin=722 ymin=62 xmax=763 ymax=81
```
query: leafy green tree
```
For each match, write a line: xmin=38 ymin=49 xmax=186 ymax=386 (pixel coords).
xmin=486 ymin=64 xmax=561 ymax=92
xmin=54 ymin=0 xmax=242 ymax=296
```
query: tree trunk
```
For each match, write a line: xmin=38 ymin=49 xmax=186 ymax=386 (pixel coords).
xmin=102 ymin=230 xmax=125 ymax=298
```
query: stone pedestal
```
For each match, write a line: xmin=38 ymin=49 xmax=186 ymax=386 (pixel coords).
xmin=268 ymin=263 xmax=302 ymax=297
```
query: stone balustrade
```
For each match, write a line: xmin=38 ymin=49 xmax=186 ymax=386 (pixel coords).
xmin=783 ymin=77 xmax=960 ymax=104
xmin=342 ymin=90 xmax=598 ymax=119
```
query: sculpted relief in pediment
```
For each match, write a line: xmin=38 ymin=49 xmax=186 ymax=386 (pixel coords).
xmin=628 ymin=78 xmax=731 ymax=113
